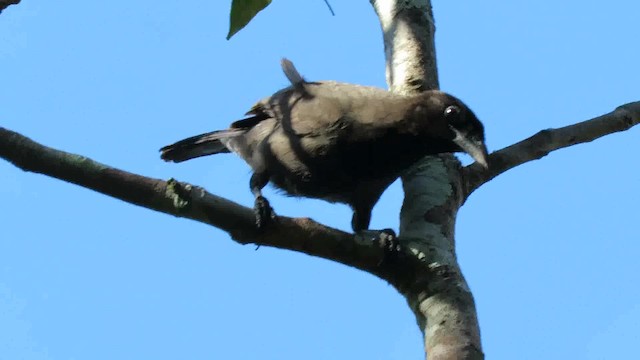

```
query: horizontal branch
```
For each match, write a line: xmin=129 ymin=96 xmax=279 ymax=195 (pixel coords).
xmin=462 ymin=101 xmax=640 ymax=198
xmin=0 ymin=127 xmax=397 ymax=276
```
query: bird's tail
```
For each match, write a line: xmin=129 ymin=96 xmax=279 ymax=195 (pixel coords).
xmin=160 ymin=128 xmax=246 ymax=163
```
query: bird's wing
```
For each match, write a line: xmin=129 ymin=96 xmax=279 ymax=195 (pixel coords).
xmin=251 ymin=81 xmax=414 ymax=141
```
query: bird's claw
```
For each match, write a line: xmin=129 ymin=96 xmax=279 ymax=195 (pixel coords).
xmin=254 ymin=196 xmax=276 ymax=230
xmin=357 ymin=228 xmax=401 ymax=266
xmin=377 ymin=228 xmax=401 ymax=266
xmin=377 ymin=228 xmax=400 ymax=254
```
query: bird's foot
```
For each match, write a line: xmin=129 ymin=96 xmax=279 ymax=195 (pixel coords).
xmin=356 ymin=228 xmax=401 ymax=266
xmin=377 ymin=228 xmax=401 ymax=256
xmin=254 ymin=196 xmax=276 ymax=230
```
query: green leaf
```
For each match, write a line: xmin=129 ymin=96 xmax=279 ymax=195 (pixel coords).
xmin=227 ymin=0 xmax=272 ymax=40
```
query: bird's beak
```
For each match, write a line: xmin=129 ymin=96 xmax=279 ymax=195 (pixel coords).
xmin=452 ymin=129 xmax=489 ymax=169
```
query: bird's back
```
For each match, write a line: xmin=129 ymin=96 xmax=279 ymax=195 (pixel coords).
xmin=226 ymin=81 xmax=432 ymax=204
xmin=253 ymin=81 xmax=416 ymax=136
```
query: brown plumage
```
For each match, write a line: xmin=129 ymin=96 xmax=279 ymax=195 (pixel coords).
xmin=161 ymin=60 xmax=488 ymax=232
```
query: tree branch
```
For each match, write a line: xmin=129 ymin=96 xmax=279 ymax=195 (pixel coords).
xmin=0 ymin=0 xmax=20 ymax=14
xmin=371 ymin=0 xmax=439 ymax=93
xmin=462 ymin=101 xmax=640 ymax=198
xmin=0 ymin=127 xmax=401 ymax=277
xmin=372 ymin=1 xmax=482 ymax=359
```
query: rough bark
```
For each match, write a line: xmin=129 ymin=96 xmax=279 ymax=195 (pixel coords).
xmin=372 ymin=2 xmax=640 ymax=358
xmin=371 ymin=1 xmax=482 ymax=358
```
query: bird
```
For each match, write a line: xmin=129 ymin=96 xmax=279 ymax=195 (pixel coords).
xmin=160 ymin=59 xmax=488 ymax=233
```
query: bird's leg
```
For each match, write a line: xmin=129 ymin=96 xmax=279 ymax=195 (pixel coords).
xmin=352 ymin=204 xmax=401 ymax=264
xmin=351 ymin=204 xmax=373 ymax=233
xmin=250 ymin=172 xmax=275 ymax=230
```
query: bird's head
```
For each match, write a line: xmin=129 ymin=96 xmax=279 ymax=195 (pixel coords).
xmin=413 ymin=91 xmax=489 ymax=168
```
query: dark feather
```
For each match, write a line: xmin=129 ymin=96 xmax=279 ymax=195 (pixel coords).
xmin=159 ymin=60 xmax=488 ymax=232
xmin=160 ymin=128 xmax=245 ymax=163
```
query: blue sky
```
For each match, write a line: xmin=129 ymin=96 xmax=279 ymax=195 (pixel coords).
xmin=1 ymin=1 xmax=638 ymax=359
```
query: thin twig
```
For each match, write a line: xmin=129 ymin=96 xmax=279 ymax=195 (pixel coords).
xmin=323 ymin=0 xmax=335 ymax=16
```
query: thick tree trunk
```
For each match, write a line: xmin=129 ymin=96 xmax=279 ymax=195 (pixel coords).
xmin=371 ymin=1 xmax=483 ymax=358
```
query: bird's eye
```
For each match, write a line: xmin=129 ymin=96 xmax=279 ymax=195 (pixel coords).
xmin=444 ymin=105 xmax=461 ymax=119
